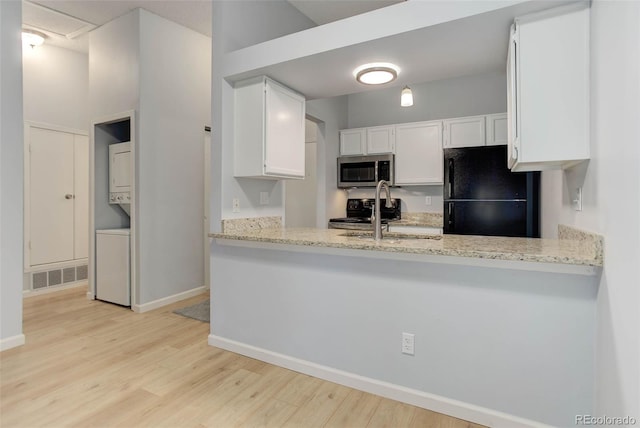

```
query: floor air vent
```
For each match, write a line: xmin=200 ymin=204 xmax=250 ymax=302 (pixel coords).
xmin=30 ymin=263 xmax=88 ymax=291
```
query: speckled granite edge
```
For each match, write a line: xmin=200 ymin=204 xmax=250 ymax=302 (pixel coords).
xmin=394 ymin=212 xmax=443 ymax=228
xmin=558 ymin=224 xmax=604 ymax=265
xmin=211 ymin=228 xmax=603 ymax=267
xmin=221 ymin=216 xmax=282 ymax=233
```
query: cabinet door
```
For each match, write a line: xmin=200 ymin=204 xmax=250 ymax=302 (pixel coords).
xmin=340 ymin=129 xmax=366 ymax=155
xmin=443 ymin=116 xmax=486 ymax=148
xmin=264 ymin=80 xmax=305 ymax=178
xmin=29 ymin=127 xmax=75 ymax=266
xmin=395 ymin=121 xmax=443 ymax=185
xmin=486 ymin=113 xmax=508 ymax=146
xmin=507 ymin=24 xmax=520 ymax=168
xmin=366 ymin=126 xmax=394 ymax=154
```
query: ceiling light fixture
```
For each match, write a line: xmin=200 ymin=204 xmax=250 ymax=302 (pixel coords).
xmin=22 ymin=29 xmax=46 ymax=49
xmin=354 ymin=62 xmax=400 ymax=85
xmin=401 ymin=86 xmax=414 ymax=107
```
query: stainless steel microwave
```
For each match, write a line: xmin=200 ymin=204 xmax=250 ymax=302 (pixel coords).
xmin=337 ymin=154 xmax=394 ymax=188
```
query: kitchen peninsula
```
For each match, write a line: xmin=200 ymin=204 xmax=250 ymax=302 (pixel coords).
xmin=211 ymin=221 xmax=602 ymax=274
xmin=209 ymin=219 xmax=602 ymax=427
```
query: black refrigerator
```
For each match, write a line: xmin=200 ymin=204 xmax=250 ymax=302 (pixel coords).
xmin=443 ymin=146 xmax=540 ymax=237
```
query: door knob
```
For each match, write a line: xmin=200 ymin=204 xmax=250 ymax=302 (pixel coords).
xmin=65 ymin=194 xmax=74 ymax=199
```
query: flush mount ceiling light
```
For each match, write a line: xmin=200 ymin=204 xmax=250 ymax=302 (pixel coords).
xmin=401 ymin=86 xmax=414 ymax=107
xmin=354 ymin=62 xmax=400 ymax=85
xmin=22 ymin=29 xmax=46 ymax=48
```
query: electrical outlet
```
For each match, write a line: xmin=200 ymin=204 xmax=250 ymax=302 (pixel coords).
xmin=402 ymin=332 xmax=415 ymax=356
xmin=260 ymin=192 xmax=269 ymax=205
xmin=573 ymin=187 xmax=583 ymax=211
xmin=425 ymin=196 xmax=432 ymax=206
xmin=232 ymin=198 xmax=240 ymax=213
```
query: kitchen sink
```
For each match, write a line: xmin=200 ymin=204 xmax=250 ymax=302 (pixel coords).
xmin=339 ymin=231 xmax=442 ymax=241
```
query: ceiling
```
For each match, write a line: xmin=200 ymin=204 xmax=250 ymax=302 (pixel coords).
xmin=23 ymin=0 xmax=398 ymax=53
xmin=23 ymin=0 xmax=579 ymax=101
xmin=224 ymin=1 xmax=577 ymax=100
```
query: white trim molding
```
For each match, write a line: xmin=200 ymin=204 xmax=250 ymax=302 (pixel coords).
xmin=0 ymin=334 xmax=26 ymax=352
xmin=208 ymin=335 xmax=552 ymax=428
xmin=23 ymin=281 xmax=87 ymax=298
xmin=132 ymin=286 xmax=207 ymax=313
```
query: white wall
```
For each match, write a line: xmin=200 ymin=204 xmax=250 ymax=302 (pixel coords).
xmin=347 ymin=71 xmax=507 ymax=129
xmin=23 ymin=45 xmax=88 ymax=131
xmin=0 ymin=0 xmax=25 ymax=351
xmin=539 ymin=0 xmax=640 ymax=420
xmin=211 ymin=1 xmax=320 ymax=232
xmin=211 ymin=245 xmax=598 ymax=426
xmin=137 ymin=10 xmax=211 ymax=304
xmin=89 ymin=10 xmax=140 ymax=120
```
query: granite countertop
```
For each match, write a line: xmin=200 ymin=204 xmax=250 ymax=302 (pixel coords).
xmin=391 ymin=212 xmax=443 ymax=228
xmin=211 ymin=226 xmax=603 ymax=268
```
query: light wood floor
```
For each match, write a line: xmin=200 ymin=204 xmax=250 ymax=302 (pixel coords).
xmin=1 ymin=287 xmax=485 ymax=428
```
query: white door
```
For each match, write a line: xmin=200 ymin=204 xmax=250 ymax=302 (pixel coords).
xmin=30 ymin=127 xmax=75 ymax=265
xmin=74 ymin=134 xmax=89 ymax=259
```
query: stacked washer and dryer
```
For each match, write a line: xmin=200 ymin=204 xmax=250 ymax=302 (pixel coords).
xmin=96 ymin=142 xmax=131 ymax=306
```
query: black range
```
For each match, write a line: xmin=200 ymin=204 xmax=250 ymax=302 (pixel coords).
xmin=328 ymin=198 xmax=401 ymax=230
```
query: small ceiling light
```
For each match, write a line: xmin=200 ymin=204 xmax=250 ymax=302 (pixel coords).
xmin=22 ymin=29 xmax=46 ymax=49
xmin=354 ymin=62 xmax=400 ymax=85
xmin=401 ymin=86 xmax=414 ymax=107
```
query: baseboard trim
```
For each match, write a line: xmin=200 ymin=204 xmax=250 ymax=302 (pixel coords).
xmin=132 ymin=286 xmax=207 ymax=313
xmin=0 ymin=334 xmax=25 ymax=352
xmin=208 ymin=335 xmax=550 ymax=428
xmin=23 ymin=281 xmax=87 ymax=298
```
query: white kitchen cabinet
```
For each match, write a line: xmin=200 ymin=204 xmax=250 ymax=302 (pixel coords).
xmin=485 ymin=113 xmax=508 ymax=146
xmin=443 ymin=115 xmax=485 ymax=148
xmin=340 ymin=128 xmax=366 ymax=155
xmin=394 ymin=121 xmax=443 ymax=185
xmin=234 ymin=76 xmax=306 ymax=179
xmin=366 ymin=126 xmax=395 ymax=154
xmin=507 ymin=3 xmax=590 ymax=171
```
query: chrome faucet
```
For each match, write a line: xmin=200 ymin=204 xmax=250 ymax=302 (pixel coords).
xmin=373 ymin=180 xmax=392 ymax=241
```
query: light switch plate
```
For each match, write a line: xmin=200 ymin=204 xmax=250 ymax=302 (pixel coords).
xmin=425 ymin=196 xmax=432 ymax=206
xmin=232 ymin=198 xmax=240 ymax=213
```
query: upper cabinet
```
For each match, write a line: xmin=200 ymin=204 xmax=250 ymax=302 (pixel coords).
xmin=366 ymin=126 xmax=395 ymax=154
xmin=507 ymin=4 xmax=590 ymax=171
xmin=443 ymin=115 xmax=486 ymax=148
xmin=395 ymin=121 xmax=443 ymax=185
xmin=340 ymin=128 xmax=366 ymax=155
xmin=234 ymin=76 xmax=306 ymax=179
xmin=485 ymin=113 xmax=508 ymax=146
xmin=340 ymin=126 xmax=394 ymax=155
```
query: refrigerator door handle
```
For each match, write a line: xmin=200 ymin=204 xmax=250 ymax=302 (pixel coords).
xmin=447 ymin=159 xmax=454 ymax=199
xmin=448 ymin=202 xmax=454 ymax=230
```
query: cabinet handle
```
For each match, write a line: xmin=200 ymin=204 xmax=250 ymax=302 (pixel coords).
xmin=65 ymin=194 xmax=74 ymax=199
